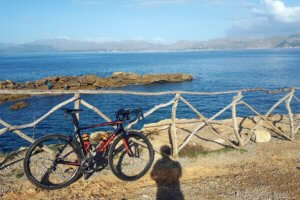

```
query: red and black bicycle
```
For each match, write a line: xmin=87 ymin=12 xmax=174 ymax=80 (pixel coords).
xmin=23 ymin=107 xmax=154 ymax=190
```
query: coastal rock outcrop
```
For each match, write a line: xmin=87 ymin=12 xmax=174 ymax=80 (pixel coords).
xmin=0 ymin=94 xmax=31 ymax=103
xmin=0 ymin=72 xmax=193 ymax=103
xmin=9 ymin=101 xmax=28 ymax=110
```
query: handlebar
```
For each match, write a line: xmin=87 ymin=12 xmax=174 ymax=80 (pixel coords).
xmin=116 ymin=107 xmax=144 ymax=123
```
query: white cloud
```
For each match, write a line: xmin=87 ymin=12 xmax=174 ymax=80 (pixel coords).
xmin=251 ymin=7 xmax=266 ymax=15
xmin=228 ymin=0 xmax=300 ymax=36
xmin=264 ymin=0 xmax=300 ymax=23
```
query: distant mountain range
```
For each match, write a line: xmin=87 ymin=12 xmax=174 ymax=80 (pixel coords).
xmin=1 ymin=34 xmax=300 ymax=52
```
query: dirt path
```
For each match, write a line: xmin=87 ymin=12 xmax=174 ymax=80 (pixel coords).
xmin=1 ymin=138 xmax=300 ymax=200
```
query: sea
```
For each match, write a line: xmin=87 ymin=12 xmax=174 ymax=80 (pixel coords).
xmin=0 ymin=48 xmax=300 ymax=152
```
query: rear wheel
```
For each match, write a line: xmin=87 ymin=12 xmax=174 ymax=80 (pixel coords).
xmin=108 ymin=132 xmax=154 ymax=181
xmin=24 ymin=134 xmax=83 ymax=190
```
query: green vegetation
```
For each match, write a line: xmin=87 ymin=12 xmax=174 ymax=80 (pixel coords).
xmin=178 ymin=144 xmax=247 ymax=158
xmin=6 ymin=168 xmax=24 ymax=179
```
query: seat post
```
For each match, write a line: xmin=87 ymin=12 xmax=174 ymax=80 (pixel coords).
xmin=71 ymin=113 xmax=80 ymax=132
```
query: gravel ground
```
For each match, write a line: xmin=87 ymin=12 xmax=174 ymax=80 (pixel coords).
xmin=1 ymin=138 xmax=300 ymax=200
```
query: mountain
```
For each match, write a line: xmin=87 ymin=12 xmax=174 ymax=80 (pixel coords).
xmin=276 ymin=34 xmax=300 ymax=48
xmin=0 ymin=42 xmax=55 ymax=52
xmin=1 ymin=34 xmax=299 ymax=53
xmin=0 ymin=43 xmax=18 ymax=51
xmin=30 ymin=39 xmax=166 ymax=51
xmin=168 ymin=36 xmax=290 ymax=50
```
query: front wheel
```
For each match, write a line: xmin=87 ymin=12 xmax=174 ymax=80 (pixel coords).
xmin=108 ymin=132 xmax=154 ymax=181
xmin=24 ymin=134 xmax=83 ymax=190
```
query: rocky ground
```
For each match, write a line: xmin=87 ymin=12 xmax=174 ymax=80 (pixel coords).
xmin=0 ymin=137 xmax=299 ymax=200
xmin=142 ymin=114 xmax=300 ymax=152
xmin=0 ymin=113 xmax=299 ymax=200
xmin=0 ymin=72 xmax=192 ymax=104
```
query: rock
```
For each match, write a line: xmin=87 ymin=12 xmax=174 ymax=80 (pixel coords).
xmin=80 ymin=74 xmax=98 ymax=85
xmin=67 ymin=79 xmax=80 ymax=88
xmin=18 ymin=146 xmax=27 ymax=151
xmin=9 ymin=101 xmax=28 ymax=110
xmin=0 ymin=94 xmax=31 ymax=104
xmin=112 ymin=72 xmax=128 ymax=77
xmin=143 ymin=73 xmax=193 ymax=84
xmin=0 ymin=72 xmax=193 ymax=103
xmin=0 ymin=80 xmax=16 ymax=89
xmin=253 ymin=129 xmax=271 ymax=143
xmin=93 ymin=79 xmax=107 ymax=88
xmin=45 ymin=76 xmax=59 ymax=83
xmin=90 ymin=131 xmax=109 ymax=143
xmin=0 ymin=95 xmax=8 ymax=103
xmin=112 ymin=72 xmax=139 ymax=78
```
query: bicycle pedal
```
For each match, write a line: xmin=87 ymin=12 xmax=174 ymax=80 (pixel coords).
xmin=83 ymin=171 xmax=93 ymax=180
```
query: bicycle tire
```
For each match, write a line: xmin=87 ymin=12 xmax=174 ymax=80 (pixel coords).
xmin=108 ymin=132 xmax=154 ymax=181
xmin=24 ymin=134 xmax=83 ymax=190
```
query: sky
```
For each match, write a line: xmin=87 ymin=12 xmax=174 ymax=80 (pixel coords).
xmin=0 ymin=0 xmax=300 ymax=43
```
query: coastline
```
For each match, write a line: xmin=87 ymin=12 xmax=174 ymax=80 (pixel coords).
xmin=0 ymin=72 xmax=193 ymax=104
xmin=1 ymin=47 xmax=299 ymax=55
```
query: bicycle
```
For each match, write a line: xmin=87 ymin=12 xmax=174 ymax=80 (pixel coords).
xmin=23 ymin=107 xmax=154 ymax=190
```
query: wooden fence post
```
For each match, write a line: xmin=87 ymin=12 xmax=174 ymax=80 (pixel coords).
xmin=171 ymin=93 xmax=180 ymax=159
xmin=232 ymin=92 xmax=243 ymax=146
xmin=74 ymin=93 xmax=80 ymax=128
xmin=285 ymin=89 xmax=295 ymax=139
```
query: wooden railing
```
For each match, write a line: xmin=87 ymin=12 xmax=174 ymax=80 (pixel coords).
xmin=0 ymin=87 xmax=299 ymax=158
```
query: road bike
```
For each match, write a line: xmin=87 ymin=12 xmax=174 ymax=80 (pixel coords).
xmin=23 ymin=107 xmax=154 ymax=190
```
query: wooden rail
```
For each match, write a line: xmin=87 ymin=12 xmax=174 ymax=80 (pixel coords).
xmin=0 ymin=88 xmax=299 ymax=158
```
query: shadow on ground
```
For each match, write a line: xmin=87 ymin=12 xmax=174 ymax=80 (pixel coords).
xmin=151 ymin=145 xmax=184 ymax=200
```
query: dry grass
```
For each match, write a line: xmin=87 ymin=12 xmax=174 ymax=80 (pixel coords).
xmin=178 ymin=144 xmax=246 ymax=158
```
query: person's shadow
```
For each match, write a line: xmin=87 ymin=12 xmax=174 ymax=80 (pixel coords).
xmin=151 ymin=145 xmax=184 ymax=200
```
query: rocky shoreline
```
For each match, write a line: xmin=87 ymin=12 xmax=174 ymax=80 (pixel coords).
xmin=0 ymin=72 xmax=192 ymax=104
xmin=142 ymin=114 xmax=300 ymax=151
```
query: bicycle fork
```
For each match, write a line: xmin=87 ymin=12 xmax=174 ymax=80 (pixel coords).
xmin=122 ymin=136 xmax=139 ymax=157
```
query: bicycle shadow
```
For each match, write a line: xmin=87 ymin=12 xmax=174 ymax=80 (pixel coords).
xmin=151 ymin=145 xmax=184 ymax=200
xmin=0 ymin=150 xmax=26 ymax=170
xmin=83 ymin=150 xmax=109 ymax=179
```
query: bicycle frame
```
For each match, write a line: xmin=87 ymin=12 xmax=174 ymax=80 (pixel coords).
xmin=69 ymin=113 xmax=129 ymax=156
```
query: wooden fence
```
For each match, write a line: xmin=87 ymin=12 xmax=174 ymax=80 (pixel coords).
xmin=0 ymin=87 xmax=299 ymax=158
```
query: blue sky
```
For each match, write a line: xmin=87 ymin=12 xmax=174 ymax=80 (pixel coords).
xmin=1 ymin=0 xmax=300 ymax=43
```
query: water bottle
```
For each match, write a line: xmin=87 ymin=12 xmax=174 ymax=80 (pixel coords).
xmin=82 ymin=133 xmax=91 ymax=153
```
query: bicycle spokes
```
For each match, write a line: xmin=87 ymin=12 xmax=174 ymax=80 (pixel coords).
xmin=25 ymin=136 xmax=81 ymax=188
xmin=109 ymin=133 xmax=154 ymax=181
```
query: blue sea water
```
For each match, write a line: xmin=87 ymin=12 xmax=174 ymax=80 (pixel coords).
xmin=0 ymin=49 xmax=300 ymax=152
